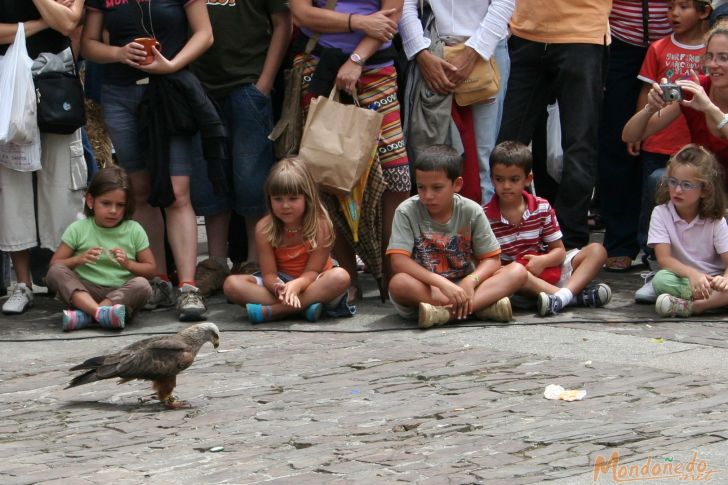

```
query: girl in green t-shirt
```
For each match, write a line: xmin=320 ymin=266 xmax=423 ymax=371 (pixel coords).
xmin=47 ymin=167 xmax=156 ymax=331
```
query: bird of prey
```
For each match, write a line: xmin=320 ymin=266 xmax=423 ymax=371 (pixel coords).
xmin=66 ymin=323 xmax=220 ymax=409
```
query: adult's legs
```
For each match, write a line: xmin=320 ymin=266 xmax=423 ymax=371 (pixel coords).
xmin=472 ymin=38 xmax=511 ymax=205
xmin=598 ymin=39 xmax=648 ymax=260
xmin=497 ymin=35 xmax=554 ymax=149
xmin=227 ymin=84 xmax=276 ymax=266
xmin=638 ymin=154 xmax=669 ymax=257
xmin=550 ymin=42 xmax=606 ymax=249
xmin=166 ymin=175 xmax=198 ymax=284
xmin=127 ymin=170 xmax=168 ymax=276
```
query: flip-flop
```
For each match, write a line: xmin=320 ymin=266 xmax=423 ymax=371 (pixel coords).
xmin=604 ymin=256 xmax=632 ymax=273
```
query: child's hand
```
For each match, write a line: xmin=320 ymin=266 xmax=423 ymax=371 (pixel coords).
xmin=78 ymin=247 xmax=103 ymax=265
xmin=278 ymin=279 xmax=305 ymax=308
xmin=522 ymin=254 xmax=548 ymax=277
xmin=440 ymin=279 xmax=470 ymax=320
xmin=710 ymin=274 xmax=728 ymax=292
xmin=273 ymin=278 xmax=286 ymax=298
xmin=689 ymin=271 xmax=712 ymax=300
xmin=110 ymin=248 xmax=128 ymax=268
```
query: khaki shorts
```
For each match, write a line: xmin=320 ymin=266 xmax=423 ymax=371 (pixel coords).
xmin=0 ymin=130 xmax=86 ymax=251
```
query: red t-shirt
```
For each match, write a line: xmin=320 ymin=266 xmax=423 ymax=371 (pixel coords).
xmin=638 ymin=34 xmax=704 ymax=155
xmin=681 ymin=76 xmax=728 ymax=185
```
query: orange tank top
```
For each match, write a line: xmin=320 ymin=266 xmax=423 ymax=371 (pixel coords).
xmin=274 ymin=242 xmax=334 ymax=277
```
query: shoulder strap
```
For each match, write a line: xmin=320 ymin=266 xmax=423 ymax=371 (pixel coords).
xmin=304 ymin=0 xmax=339 ymax=55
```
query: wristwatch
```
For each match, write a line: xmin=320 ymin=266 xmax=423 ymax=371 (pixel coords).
xmin=718 ymin=113 xmax=728 ymax=130
xmin=349 ymin=52 xmax=364 ymax=66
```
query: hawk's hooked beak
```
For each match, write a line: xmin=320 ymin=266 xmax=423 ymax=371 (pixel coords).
xmin=212 ymin=336 xmax=220 ymax=348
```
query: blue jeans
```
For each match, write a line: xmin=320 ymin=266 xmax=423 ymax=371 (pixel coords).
xmin=81 ymin=128 xmax=98 ymax=181
xmin=498 ymin=36 xmax=606 ymax=249
xmin=597 ymin=38 xmax=649 ymax=259
xmin=100 ymin=84 xmax=195 ymax=175
xmin=638 ymin=153 xmax=669 ymax=255
xmin=190 ymin=83 xmax=275 ymax=217
xmin=473 ymin=39 xmax=510 ymax=205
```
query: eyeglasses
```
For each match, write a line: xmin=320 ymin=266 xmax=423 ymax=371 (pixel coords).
xmin=664 ymin=177 xmax=702 ymax=191
xmin=703 ymin=52 xmax=728 ymax=65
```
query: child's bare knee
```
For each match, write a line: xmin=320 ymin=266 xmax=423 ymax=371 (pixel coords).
xmin=328 ymin=267 xmax=351 ymax=290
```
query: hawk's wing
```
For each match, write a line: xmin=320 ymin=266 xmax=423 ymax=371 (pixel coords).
xmin=96 ymin=336 xmax=197 ymax=381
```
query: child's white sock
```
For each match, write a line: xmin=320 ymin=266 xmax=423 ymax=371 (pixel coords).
xmin=555 ymin=288 xmax=574 ymax=307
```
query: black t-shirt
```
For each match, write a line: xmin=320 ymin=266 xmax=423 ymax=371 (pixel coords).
xmin=0 ymin=0 xmax=70 ymax=58
xmin=85 ymin=0 xmax=192 ymax=85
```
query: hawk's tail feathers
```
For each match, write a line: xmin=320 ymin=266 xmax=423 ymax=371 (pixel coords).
xmin=69 ymin=356 xmax=105 ymax=372
xmin=66 ymin=369 xmax=100 ymax=389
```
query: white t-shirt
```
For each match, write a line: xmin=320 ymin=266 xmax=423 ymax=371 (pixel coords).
xmin=648 ymin=202 xmax=728 ymax=276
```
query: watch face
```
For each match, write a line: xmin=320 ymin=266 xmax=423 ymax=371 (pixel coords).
xmin=351 ymin=53 xmax=362 ymax=64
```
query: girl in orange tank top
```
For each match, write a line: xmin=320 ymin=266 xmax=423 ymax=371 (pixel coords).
xmin=223 ymin=158 xmax=353 ymax=323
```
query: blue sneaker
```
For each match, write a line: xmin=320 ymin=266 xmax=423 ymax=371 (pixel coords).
xmin=537 ymin=292 xmax=563 ymax=316
xmin=246 ymin=303 xmax=272 ymax=324
xmin=577 ymin=283 xmax=612 ymax=308
xmin=304 ymin=302 xmax=323 ymax=322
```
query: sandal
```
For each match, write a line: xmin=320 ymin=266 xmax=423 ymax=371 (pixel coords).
xmin=347 ymin=285 xmax=363 ymax=305
xmin=604 ymin=256 xmax=633 ymax=273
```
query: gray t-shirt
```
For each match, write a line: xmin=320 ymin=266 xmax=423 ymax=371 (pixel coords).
xmin=387 ymin=194 xmax=501 ymax=280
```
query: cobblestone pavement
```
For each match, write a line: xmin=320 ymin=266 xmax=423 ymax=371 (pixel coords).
xmin=1 ymin=268 xmax=728 ymax=484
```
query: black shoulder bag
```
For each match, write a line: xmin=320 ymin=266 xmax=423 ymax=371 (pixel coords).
xmin=34 ymin=53 xmax=86 ymax=134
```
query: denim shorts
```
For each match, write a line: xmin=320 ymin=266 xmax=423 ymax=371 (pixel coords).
xmin=100 ymin=84 xmax=196 ymax=176
xmin=189 ymin=83 xmax=275 ymax=217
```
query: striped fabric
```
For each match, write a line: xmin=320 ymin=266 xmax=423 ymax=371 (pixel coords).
xmin=297 ymin=54 xmax=411 ymax=193
xmin=610 ymin=0 xmax=671 ymax=47
xmin=484 ymin=191 xmax=563 ymax=263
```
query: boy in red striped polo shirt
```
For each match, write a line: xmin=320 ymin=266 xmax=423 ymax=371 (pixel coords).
xmin=484 ymin=141 xmax=612 ymax=316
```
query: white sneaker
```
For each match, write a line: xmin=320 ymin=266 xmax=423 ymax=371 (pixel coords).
xmin=2 ymin=283 xmax=33 ymax=315
xmin=635 ymin=271 xmax=657 ymax=303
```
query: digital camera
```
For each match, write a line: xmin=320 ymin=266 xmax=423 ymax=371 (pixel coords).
xmin=660 ymin=83 xmax=683 ymax=102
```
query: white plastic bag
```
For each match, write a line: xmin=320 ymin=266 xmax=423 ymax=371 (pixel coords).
xmin=0 ymin=23 xmax=39 ymax=145
xmin=0 ymin=137 xmax=41 ymax=172
xmin=545 ymin=102 xmax=563 ymax=183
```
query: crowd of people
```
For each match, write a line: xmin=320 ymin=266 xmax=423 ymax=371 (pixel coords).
xmin=3 ymin=0 xmax=728 ymax=331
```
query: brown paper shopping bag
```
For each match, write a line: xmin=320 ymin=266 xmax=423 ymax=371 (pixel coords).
xmin=299 ymin=87 xmax=383 ymax=195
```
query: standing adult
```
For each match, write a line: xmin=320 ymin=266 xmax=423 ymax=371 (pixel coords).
xmin=399 ymin=0 xmax=515 ymax=205
xmin=0 ymin=0 xmax=86 ymax=315
xmin=598 ymin=1 xmax=685 ymax=272
xmin=189 ymin=0 xmax=292 ymax=296
xmin=497 ymin=0 xmax=612 ymax=249
xmin=289 ymin=0 xmax=411 ymax=301
xmin=81 ymin=0 xmax=213 ymax=321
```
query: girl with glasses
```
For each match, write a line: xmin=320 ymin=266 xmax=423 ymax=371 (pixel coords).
xmin=647 ymin=144 xmax=728 ymax=317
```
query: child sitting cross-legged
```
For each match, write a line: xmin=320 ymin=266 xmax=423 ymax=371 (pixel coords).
xmin=484 ymin=141 xmax=612 ymax=316
xmin=223 ymin=158 xmax=353 ymax=323
xmin=387 ymin=145 xmax=527 ymax=329
xmin=648 ymin=144 xmax=728 ymax=317
xmin=46 ymin=166 xmax=155 ymax=331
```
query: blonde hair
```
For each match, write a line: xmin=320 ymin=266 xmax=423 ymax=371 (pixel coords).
xmin=655 ymin=144 xmax=727 ymax=220
xmin=263 ymin=158 xmax=334 ymax=249
xmin=706 ymin=25 xmax=728 ymax=46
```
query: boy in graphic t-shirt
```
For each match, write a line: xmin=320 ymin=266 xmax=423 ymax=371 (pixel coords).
xmin=386 ymin=145 xmax=527 ymax=329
